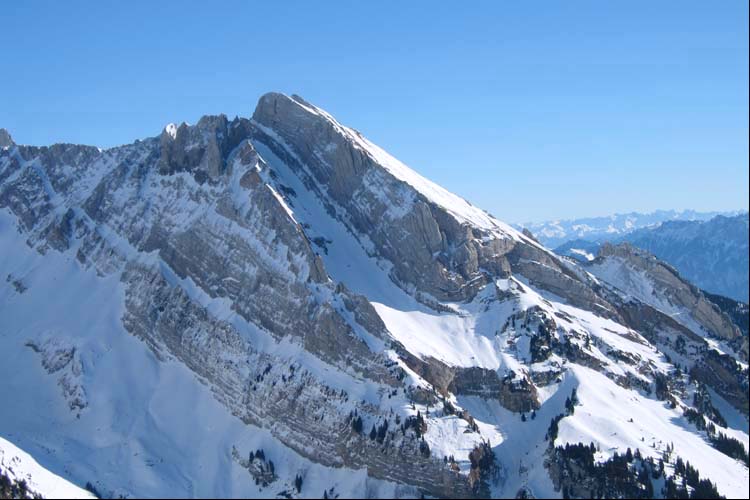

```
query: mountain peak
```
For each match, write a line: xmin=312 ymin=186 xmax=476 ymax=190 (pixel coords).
xmin=598 ymin=241 xmax=650 ymax=259
xmin=157 ymin=114 xmax=252 ymax=180
xmin=0 ymin=128 xmax=13 ymax=148
xmin=588 ymin=241 xmax=745 ymax=357
xmin=253 ymin=91 xmax=329 ymax=129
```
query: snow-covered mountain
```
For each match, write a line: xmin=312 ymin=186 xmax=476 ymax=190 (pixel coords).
xmin=585 ymin=243 xmax=748 ymax=364
xmin=620 ymin=214 xmax=749 ymax=302
xmin=1 ymin=94 xmax=748 ymax=499
xmin=519 ymin=210 xmax=738 ymax=249
xmin=553 ymin=214 xmax=749 ymax=303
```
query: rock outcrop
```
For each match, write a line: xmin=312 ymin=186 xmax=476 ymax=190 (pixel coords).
xmin=0 ymin=128 xmax=13 ymax=148
xmin=590 ymin=243 xmax=744 ymax=353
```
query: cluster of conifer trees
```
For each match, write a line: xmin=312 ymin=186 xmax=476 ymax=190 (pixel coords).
xmin=0 ymin=471 xmax=39 ymax=500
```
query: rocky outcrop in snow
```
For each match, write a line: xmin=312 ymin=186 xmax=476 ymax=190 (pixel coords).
xmin=589 ymin=243 xmax=744 ymax=355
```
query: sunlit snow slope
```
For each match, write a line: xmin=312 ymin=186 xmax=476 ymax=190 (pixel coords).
xmin=0 ymin=436 xmax=95 ymax=499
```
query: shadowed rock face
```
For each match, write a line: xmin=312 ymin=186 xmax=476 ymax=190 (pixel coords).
xmin=507 ymin=241 xmax=618 ymax=319
xmin=0 ymin=129 xmax=13 ymax=148
xmin=394 ymin=348 xmax=540 ymax=413
xmin=451 ymin=367 xmax=540 ymax=413
xmin=158 ymin=115 xmax=254 ymax=182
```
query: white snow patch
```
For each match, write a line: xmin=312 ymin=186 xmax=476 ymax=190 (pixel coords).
xmin=0 ymin=436 xmax=95 ymax=499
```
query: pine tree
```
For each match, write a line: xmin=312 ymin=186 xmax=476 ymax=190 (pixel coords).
xmin=351 ymin=415 xmax=363 ymax=433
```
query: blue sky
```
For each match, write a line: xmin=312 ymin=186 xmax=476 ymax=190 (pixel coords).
xmin=1 ymin=1 xmax=747 ymax=222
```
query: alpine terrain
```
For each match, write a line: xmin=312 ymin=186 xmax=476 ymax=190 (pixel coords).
xmin=618 ymin=214 xmax=749 ymax=302
xmin=550 ymin=214 xmax=749 ymax=303
xmin=1 ymin=93 xmax=748 ymax=499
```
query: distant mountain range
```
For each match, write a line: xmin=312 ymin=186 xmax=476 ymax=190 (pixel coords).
xmin=518 ymin=209 xmax=741 ymax=248
xmin=546 ymin=213 xmax=749 ymax=302
xmin=621 ymin=214 xmax=749 ymax=302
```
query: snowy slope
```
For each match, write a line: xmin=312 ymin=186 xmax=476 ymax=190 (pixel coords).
xmin=0 ymin=436 xmax=95 ymax=499
xmin=585 ymin=243 xmax=745 ymax=358
xmin=587 ymin=255 xmax=707 ymax=333
xmin=555 ymin=366 xmax=748 ymax=498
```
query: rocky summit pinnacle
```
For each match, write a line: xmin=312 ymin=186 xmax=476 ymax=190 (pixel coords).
xmin=0 ymin=92 xmax=748 ymax=499
xmin=0 ymin=128 xmax=13 ymax=148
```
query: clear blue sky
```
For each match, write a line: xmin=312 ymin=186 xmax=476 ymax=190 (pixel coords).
xmin=1 ymin=1 xmax=747 ymax=222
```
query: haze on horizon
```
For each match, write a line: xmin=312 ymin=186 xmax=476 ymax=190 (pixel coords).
xmin=1 ymin=0 xmax=747 ymax=222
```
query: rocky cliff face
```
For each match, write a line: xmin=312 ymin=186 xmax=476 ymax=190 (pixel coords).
xmin=1 ymin=93 xmax=748 ymax=499
xmin=0 ymin=128 xmax=13 ymax=149
xmin=251 ymin=93 xmax=518 ymax=303
xmin=251 ymin=93 xmax=617 ymax=318
xmin=0 ymin=108 xmax=484 ymax=498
